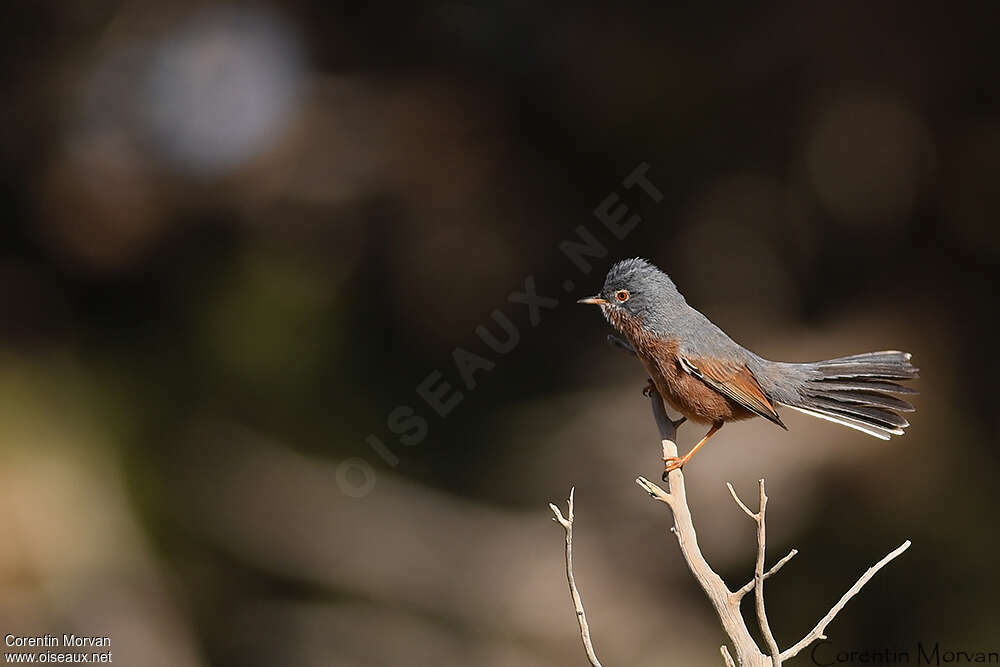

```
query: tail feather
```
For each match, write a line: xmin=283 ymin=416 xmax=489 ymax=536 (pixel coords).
xmin=805 ymin=379 xmax=917 ymax=395
xmin=779 ymin=350 xmax=918 ymax=439
xmin=814 ymin=350 xmax=919 ymax=380
xmin=782 ymin=404 xmax=899 ymax=440
xmin=802 ymin=397 xmax=910 ymax=429
xmin=801 ymin=388 xmax=915 ymax=413
xmin=818 ymin=350 xmax=913 ymax=365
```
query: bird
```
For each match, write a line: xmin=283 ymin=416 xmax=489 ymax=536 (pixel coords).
xmin=578 ymin=258 xmax=918 ymax=478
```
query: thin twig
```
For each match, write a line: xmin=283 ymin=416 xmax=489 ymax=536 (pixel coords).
xmin=549 ymin=488 xmax=603 ymax=667
xmin=734 ymin=549 xmax=799 ymax=601
xmin=779 ymin=540 xmax=912 ymax=662
xmin=726 ymin=482 xmax=757 ymax=520
xmin=720 ymin=645 xmax=736 ymax=667
xmin=752 ymin=480 xmax=781 ymax=662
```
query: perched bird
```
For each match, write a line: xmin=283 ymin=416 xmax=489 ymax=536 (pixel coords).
xmin=578 ymin=258 xmax=917 ymax=478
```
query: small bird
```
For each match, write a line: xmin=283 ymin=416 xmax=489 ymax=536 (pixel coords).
xmin=578 ymin=258 xmax=917 ymax=478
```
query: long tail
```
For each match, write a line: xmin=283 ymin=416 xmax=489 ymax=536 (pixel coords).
xmin=778 ymin=351 xmax=918 ymax=440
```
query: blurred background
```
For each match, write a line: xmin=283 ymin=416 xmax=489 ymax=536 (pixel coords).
xmin=1 ymin=1 xmax=998 ymax=665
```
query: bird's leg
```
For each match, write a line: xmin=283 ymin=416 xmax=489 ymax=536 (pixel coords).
xmin=662 ymin=422 xmax=723 ymax=479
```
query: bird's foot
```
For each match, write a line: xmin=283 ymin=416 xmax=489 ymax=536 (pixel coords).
xmin=662 ymin=457 xmax=685 ymax=480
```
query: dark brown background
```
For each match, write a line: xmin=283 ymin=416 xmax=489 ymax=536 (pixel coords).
xmin=1 ymin=2 xmax=997 ymax=665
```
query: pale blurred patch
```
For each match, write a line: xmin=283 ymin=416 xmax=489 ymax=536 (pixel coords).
xmin=139 ymin=6 xmax=304 ymax=175
xmin=0 ymin=359 xmax=203 ymax=667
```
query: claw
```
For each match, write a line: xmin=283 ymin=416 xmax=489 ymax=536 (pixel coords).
xmin=662 ymin=423 xmax=722 ymax=478
xmin=642 ymin=379 xmax=655 ymax=397
xmin=662 ymin=456 xmax=683 ymax=479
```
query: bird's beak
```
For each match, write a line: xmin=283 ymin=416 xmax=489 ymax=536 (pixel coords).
xmin=577 ymin=295 xmax=608 ymax=305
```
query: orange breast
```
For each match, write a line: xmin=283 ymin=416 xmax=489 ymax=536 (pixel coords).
xmin=604 ymin=305 xmax=754 ymax=424
xmin=634 ymin=338 xmax=754 ymax=425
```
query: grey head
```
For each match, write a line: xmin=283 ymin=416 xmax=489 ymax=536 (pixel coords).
xmin=577 ymin=258 xmax=687 ymax=332
xmin=578 ymin=258 xmax=748 ymax=363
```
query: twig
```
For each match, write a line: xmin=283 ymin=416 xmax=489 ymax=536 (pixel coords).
xmin=726 ymin=482 xmax=757 ymax=520
xmin=734 ymin=549 xmax=798 ymax=601
xmin=778 ymin=540 xmax=912 ymax=662
xmin=720 ymin=645 xmax=736 ymax=667
xmin=549 ymin=488 xmax=603 ymax=667
xmin=728 ymin=480 xmax=781 ymax=661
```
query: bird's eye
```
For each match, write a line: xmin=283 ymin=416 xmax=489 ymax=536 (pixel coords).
xmin=615 ymin=289 xmax=630 ymax=303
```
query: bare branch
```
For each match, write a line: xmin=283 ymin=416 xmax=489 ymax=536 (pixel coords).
xmin=720 ymin=645 xmax=736 ymax=667
xmin=635 ymin=476 xmax=672 ymax=506
xmin=751 ymin=480 xmax=781 ymax=661
xmin=779 ymin=540 xmax=912 ymax=662
xmin=734 ymin=549 xmax=799 ymax=601
xmin=549 ymin=488 xmax=603 ymax=667
xmin=726 ymin=482 xmax=757 ymax=520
